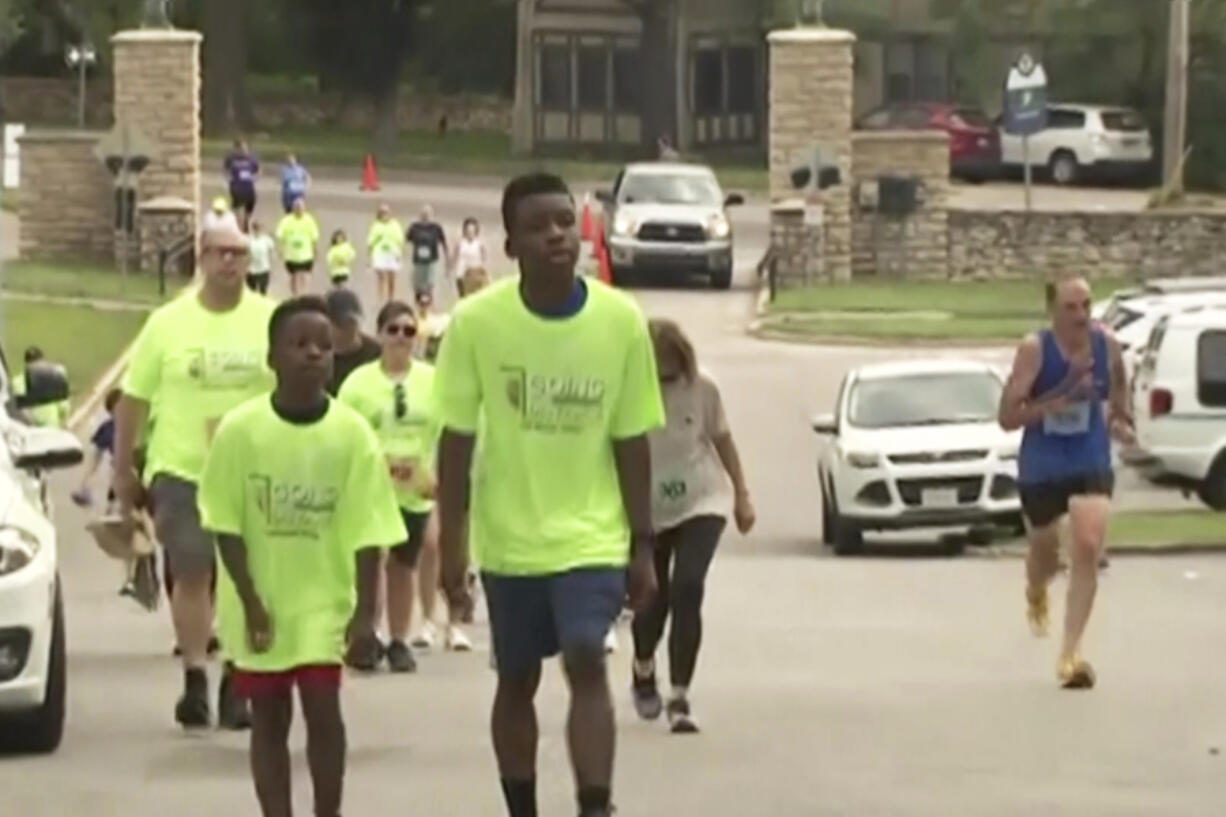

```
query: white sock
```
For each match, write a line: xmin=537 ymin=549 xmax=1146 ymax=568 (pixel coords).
xmin=671 ymin=685 xmax=688 ymax=702
xmin=633 ymin=658 xmax=655 ymax=678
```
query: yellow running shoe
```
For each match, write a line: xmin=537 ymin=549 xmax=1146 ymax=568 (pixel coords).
xmin=1025 ymin=584 xmax=1049 ymax=637
xmin=1057 ymin=654 xmax=1096 ymax=690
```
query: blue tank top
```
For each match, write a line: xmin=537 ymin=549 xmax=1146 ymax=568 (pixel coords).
xmin=1017 ymin=328 xmax=1112 ymax=485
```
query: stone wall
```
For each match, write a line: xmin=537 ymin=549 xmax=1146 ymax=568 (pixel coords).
xmin=16 ymin=131 xmax=112 ymax=263
xmin=851 ymin=130 xmax=950 ymax=277
xmin=948 ymin=209 xmax=1226 ymax=280
xmin=769 ymin=200 xmax=825 ymax=288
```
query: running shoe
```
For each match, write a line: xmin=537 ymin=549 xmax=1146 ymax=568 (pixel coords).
xmin=386 ymin=639 xmax=418 ymax=674
xmin=666 ymin=697 xmax=699 ymax=734
xmin=411 ymin=622 xmax=437 ymax=650
xmin=175 ymin=669 xmax=210 ymax=729
xmin=1025 ymin=584 xmax=1049 ymax=638
xmin=1057 ymin=654 xmax=1096 ymax=690
xmin=631 ymin=667 xmax=663 ymax=721
xmin=446 ymin=625 xmax=473 ymax=652
xmin=119 ymin=581 xmax=137 ymax=600
xmin=217 ymin=668 xmax=251 ymax=731
xmin=579 ymin=808 xmax=616 ymax=817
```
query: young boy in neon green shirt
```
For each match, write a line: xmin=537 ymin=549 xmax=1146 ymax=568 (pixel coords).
xmin=198 ymin=295 xmax=405 ymax=817
xmin=275 ymin=197 xmax=320 ymax=296
xmin=326 ymin=229 xmax=357 ymax=289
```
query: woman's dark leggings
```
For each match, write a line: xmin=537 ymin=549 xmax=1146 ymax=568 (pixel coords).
xmin=631 ymin=514 xmax=725 ymax=688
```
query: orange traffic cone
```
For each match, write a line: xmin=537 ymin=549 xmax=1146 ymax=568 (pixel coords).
xmin=593 ymin=217 xmax=612 ymax=284
xmin=579 ymin=194 xmax=595 ymax=242
xmin=360 ymin=154 xmax=381 ymax=192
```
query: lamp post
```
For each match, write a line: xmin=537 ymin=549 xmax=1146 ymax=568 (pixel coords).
xmin=65 ymin=44 xmax=97 ymax=128
xmin=797 ymin=0 xmax=824 ymax=26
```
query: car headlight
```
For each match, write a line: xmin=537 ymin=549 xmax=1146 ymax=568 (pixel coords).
xmin=844 ymin=451 xmax=880 ymax=469
xmin=707 ymin=214 xmax=731 ymax=240
xmin=0 ymin=525 xmax=40 ymax=576
xmin=613 ymin=214 xmax=638 ymax=237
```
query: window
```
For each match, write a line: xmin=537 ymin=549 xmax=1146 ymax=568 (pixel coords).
xmin=727 ymin=47 xmax=757 ymax=114
xmin=847 ymin=373 xmax=1002 ymax=429
xmin=693 ymin=48 xmax=724 ymax=115
xmin=1197 ymin=331 xmax=1226 ymax=407
xmin=885 ymin=42 xmax=914 ymax=103
xmin=1046 ymin=109 xmax=1087 ymax=130
xmin=612 ymin=48 xmax=641 ymax=113
xmin=539 ymin=44 xmax=571 ymax=112
xmin=577 ymin=46 xmax=607 ymax=112
xmin=1101 ymin=110 xmax=1146 ymax=133
xmin=914 ymin=42 xmax=948 ymax=101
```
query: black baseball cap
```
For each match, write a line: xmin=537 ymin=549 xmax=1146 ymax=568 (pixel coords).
xmin=325 ymin=288 xmax=363 ymax=324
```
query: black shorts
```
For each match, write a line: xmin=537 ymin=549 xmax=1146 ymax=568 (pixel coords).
xmin=230 ymin=186 xmax=256 ymax=214
xmin=246 ymin=272 xmax=270 ymax=293
xmin=391 ymin=509 xmax=430 ymax=568
xmin=286 ymin=260 xmax=314 ymax=275
xmin=1019 ymin=471 xmax=1115 ymax=529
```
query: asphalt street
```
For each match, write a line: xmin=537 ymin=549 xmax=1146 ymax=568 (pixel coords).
xmin=1 ymin=174 xmax=1220 ymax=816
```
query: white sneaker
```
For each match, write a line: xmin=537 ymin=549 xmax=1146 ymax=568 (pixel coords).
xmin=603 ymin=628 xmax=618 ymax=654
xmin=446 ymin=625 xmax=473 ymax=652
xmin=411 ymin=622 xmax=436 ymax=650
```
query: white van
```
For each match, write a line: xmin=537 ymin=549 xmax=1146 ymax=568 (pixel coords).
xmin=1127 ymin=305 xmax=1226 ymax=509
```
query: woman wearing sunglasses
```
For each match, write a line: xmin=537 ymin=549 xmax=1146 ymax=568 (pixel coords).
xmin=338 ymin=301 xmax=471 ymax=672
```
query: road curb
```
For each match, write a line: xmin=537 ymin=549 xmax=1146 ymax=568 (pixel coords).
xmin=968 ymin=541 xmax=1226 ymax=559
xmin=67 ymin=340 xmax=136 ymax=434
xmin=746 ymin=323 xmax=1016 ymax=349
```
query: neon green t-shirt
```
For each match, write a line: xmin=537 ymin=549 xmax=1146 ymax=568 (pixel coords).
xmin=275 ymin=212 xmax=320 ymax=264
xmin=434 ymin=277 xmax=664 ymax=575
xmin=12 ymin=372 xmax=69 ymax=428
xmin=327 ymin=241 xmax=357 ymax=280
xmin=198 ymin=396 xmax=407 ymax=672
xmin=338 ymin=360 xmax=440 ymax=513
xmin=120 ymin=289 xmax=276 ymax=484
xmin=367 ymin=219 xmax=404 ymax=257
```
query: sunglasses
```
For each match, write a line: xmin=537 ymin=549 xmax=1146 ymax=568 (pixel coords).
xmin=393 ymin=383 xmax=407 ymax=420
xmin=384 ymin=323 xmax=417 ymax=338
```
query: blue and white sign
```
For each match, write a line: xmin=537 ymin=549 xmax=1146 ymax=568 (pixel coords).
xmin=1003 ymin=52 xmax=1048 ymax=136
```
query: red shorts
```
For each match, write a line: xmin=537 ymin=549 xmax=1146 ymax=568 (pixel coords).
xmin=231 ymin=664 xmax=343 ymax=699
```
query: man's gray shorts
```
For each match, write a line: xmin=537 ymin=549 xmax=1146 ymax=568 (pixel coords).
xmin=412 ymin=262 xmax=436 ymax=297
xmin=148 ymin=474 xmax=215 ymax=577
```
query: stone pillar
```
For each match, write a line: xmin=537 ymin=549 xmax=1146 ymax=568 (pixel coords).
xmin=769 ymin=199 xmax=825 ymax=289
xmin=15 ymin=131 xmax=112 ymax=263
xmin=768 ymin=27 xmax=856 ymax=282
xmin=111 ymin=29 xmax=202 ymax=247
xmin=137 ymin=196 xmax=195 ymax=277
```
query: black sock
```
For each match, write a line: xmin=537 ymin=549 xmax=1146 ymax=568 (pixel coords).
xmin=500 ymin=777 xmax=537 ymax=817
xmin=577 ymin=786 xmax=611 ymax=813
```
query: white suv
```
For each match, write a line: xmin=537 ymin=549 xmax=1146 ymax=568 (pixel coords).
xmin=1127 ymin=305 xmax=1226 ymax=510
xmin=812 ymin=360 xmax=1022 ymax=555
xmin=998 ymin=104 xmax=1153 ymax=185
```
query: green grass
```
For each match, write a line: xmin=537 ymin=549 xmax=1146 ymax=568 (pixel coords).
xmin=1108 ymin=510 xmax=1226 ymax=547
xmin=2 ymin=301 xmax=148 ymax=407
xmin=1 ymin=261 xmax=183 ymax=305
xmin=764 ymin=278 xmax=1140 ymax=341
xmin=203 ymin=126 xmax=768 ymax=191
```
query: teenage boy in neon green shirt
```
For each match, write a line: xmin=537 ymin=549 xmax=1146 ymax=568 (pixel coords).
xmin=275 ymin=197 xmax=320 ymax=296
xmin=199 ymin=295 xmax=404 ymax=817
xmin=434 ymin=173 xmax=664 ymax=817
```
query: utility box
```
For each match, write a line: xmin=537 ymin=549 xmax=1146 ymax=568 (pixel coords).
xmin=878 ymin=175 xmax=919 ymax=216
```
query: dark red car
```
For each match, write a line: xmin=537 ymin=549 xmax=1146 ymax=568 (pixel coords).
xmin=855 ymin=102 xmax=1001 ymax=183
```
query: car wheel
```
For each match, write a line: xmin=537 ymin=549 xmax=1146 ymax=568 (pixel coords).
xmin=966 ymin=526 xmax=994 ymax=547
xmin=1196 ymin=455 xmax=1226 ymax=511
xmin=827 ymin=487 xmax=864 ymax=556
xmin=819 ymin=471 xmax=833 ymax=545
xmin=1 ymin=578 xmax=66 ymax=754
xmin=610 ymin=265 xmax=634 ymax=288
xmin=1007 ymin=512 xmax=1028 ymax=538
xmin=1049 ymin=150 xmax=1079 ymax=186
xmin=710 ymin=268 xmax=732 ymax=290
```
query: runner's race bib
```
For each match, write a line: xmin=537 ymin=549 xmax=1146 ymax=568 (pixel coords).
xmin=415 ymin=244 xmax=432 ymax=262
xmin=1044 ymin=401 xmax=1092 ymax=436
xmin=657 ymin=476 xmax=688 ymax=505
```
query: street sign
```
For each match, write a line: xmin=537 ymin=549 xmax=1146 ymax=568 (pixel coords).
xmin=3 ymin=124 xmax=25 ymax=189
xmin=1004 ymin=52 xmax=1048 ymax=136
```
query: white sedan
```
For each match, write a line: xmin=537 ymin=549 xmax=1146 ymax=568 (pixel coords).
xmin=0 ymin=352 xmax=83 ymax=753
xmin=812 ymin=360 xmax=1023 ymax=555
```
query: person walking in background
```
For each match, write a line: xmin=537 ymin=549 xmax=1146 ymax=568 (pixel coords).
xmin=280 ymin=152 xmax=311 ymax=214
xmin=199 ymin=295 xmax=404 ymax=817
xmin=407 ymin=205 xmax=447 ymax=302
xmin=630 ymin=318 xmax=755 ymax=735
xmin=327 ymin=230 xmax=357 ymax=289
xmin=224 ymin=138 xmax=260 ymax=228
xmin=325 ymin=289 xmax=381 ymax=397
xmin=368 ymin=203 xmax=405 ymax=305
xmin=275 ymin=197 xmax=320 ymax=296
xmin=247 ymin=219 xmax=276 ymax=295
xmin=451 ymin=216 xmax=488 ymax=296
xmin=14 ymin=347 xmax=69 ymax=428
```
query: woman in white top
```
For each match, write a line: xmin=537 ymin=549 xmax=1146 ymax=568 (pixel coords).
xmin=630 ymin=318 xmax=755 ymax=735
xmin=246 ymin=219 xmax=276 ymax=294
xmin=451 ymin=217 xmax=488 ymax=294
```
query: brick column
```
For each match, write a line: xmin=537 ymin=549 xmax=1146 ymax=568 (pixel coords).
xmin=768 ymin=27 xmax=856 ymax=282
xmin=15 ymin=131 xmax=111 ymax=263
xmin=111 ymin=29 xmax=202 ymax=248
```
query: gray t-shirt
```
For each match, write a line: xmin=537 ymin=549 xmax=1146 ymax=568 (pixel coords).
xmin=649 ymin=369 xmax=733 ymax=531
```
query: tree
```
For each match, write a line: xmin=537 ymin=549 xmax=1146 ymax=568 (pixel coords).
xmin=619 ymin=0 xmax=678 ymax=151
xmin=202 ymin=0 xmax=254 ymax=134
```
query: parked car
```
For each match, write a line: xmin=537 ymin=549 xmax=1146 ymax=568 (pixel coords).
xmin=0 ymin=346 xmax=83 ymax=753
xmin=597 ymin=162 xmax=744 ymax=290
xmin=1099 ymin=278 xmax=1226 ymax=380
xmin=1126 ymin=305 xmax=1226 ymax=510
xmin=997 ymin=103 xmax=1153 ymax=186
xmin=855 ymin=102 xmax=1000 ymax=182
xmin=811 ymin=360 xmax=1022 ymax=555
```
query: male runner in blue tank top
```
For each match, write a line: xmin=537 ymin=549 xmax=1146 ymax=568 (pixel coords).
xmin=998 ymin=275 xmax=1134 ymax=689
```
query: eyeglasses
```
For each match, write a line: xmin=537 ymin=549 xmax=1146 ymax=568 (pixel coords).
xmin=206 ymin=246 xmax=249 ymax=261
xmin=393 ymin=383 xmax=407 ymax=420
xmin=385 ymin=323 xmax=417 ymax=338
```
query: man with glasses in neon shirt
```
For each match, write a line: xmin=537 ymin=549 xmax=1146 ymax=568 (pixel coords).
xmin=113 ymin=225 xmax=276 ymax=730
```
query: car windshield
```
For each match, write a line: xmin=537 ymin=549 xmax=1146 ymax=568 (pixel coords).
xmin=952 ymin=108 xmax=990 ymax=128
xmin=1101 ymin=110 xmax=1146 ymax=132
xmin=619 ymin=172 xmax=722 ymax=206
xmin=847 ymin=373 xmax=1002 ymax=429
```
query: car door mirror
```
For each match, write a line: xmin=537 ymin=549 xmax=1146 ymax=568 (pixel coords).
xmin=6 ymin=424 xmax=84 ymax=472
xmin=724 ymin=193 xmax=745 ymax=207
xmin=811 ymin=413 xmax=838 ymax=435
xmin=14 ymin=362 xmax=70 ymax=410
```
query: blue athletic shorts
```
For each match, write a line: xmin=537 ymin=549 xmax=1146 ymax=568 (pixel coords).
xmin=482 ymin=567 xmax=625 ymax=677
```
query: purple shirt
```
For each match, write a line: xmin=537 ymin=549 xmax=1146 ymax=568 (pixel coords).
xmin=224 ymin=152 xmax=260 ymax=189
